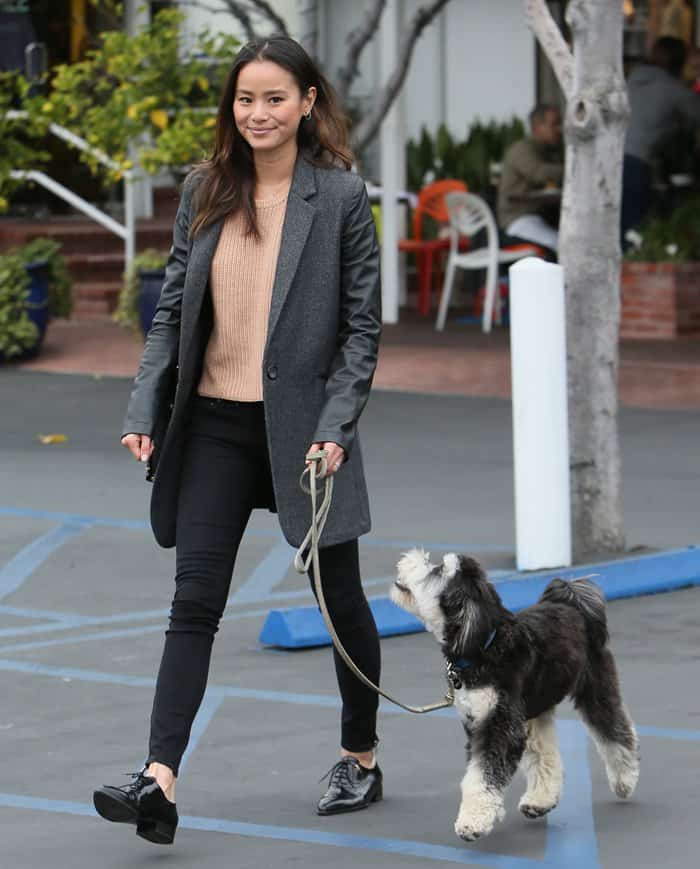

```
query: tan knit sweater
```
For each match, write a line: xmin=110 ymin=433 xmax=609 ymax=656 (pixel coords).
xmin=198 ymin=192 xmax=288 ymax=401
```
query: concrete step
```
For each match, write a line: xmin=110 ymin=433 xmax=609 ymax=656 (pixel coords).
xmin=64 ymin=252 xmax=126 ymax=283
xmin=0 ymin=217 xmax=174 ymax=255
xmin=71 ymin=281 xmax=122 ymax=319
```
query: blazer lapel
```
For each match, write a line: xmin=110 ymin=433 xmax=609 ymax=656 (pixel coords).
xmin=266 ymin=155 xmax=317 ymax=343
xmin=180 ymin=214 xmax=223 ymax=351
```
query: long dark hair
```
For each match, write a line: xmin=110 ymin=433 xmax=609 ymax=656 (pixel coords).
xmin=191 ymin=35 xmax=354 ymax=238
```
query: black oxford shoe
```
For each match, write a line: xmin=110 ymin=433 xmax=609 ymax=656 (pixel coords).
xmin=93 ymin=769 xmax=178 ymax=844
xmin=317 ymin=757 xmax=383 ymax=815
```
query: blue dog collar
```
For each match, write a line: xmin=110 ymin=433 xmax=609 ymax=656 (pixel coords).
xmin=449 ymin=628 xmax=497 ymax=671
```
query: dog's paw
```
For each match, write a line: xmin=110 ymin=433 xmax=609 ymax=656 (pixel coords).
xmin=454 ymin=796 xmax=505 ymax=842
xmin=602 ymin=740 xmax=640 ymax=799
xmin=518 ymin=798 xmax=558 ymax=819
xmin=610 ymin=762 xmax=639 ymax=799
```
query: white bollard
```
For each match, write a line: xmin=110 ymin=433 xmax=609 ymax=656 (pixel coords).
xmin=509 ymin=258 xmax=572 ymax=570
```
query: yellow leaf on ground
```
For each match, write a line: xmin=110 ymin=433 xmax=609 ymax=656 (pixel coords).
xmin=38 ymin=434 xmax=68 ymax=444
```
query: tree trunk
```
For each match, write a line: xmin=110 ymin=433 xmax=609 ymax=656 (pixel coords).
xmin=526 ymin=0 xmax=628 ymax=558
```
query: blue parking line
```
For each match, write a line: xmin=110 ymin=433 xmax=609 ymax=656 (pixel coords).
xmin=179 ymin=691 xmax=225 ymax=775
xmin=0 ymin=606 xmax=272 ymax=655
xmin=0 ymin=605 xmax=78 ymax=621
xmin=2 ymin=656 xmax=700 ymax=743
xmin=0 ymin=523 xmax=89 ymax=601
xmin=0 ymin=609 xmax=169 ymax=640
xmin=545 ymin=720 xmax=598 ymax=868
xmin=229 ymin=541 xmax=294 ymax=605
xmin=0 ymin=506 xmax=280 ymax=539
xmin=0 ymin=791 xmax=543 ymax=868
xmin=636 ymin=724 xmax=700 ymax=741
xmin=0 ymin=506 xmax=513 ymax=555
xmin=0 ymin=721 xmax=606 ymax=869
xmin=0 ymin=506 xmax=149 ymax=531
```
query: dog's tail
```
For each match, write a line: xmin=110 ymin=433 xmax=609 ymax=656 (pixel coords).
xmin=540 ymin=576 xmax=608 ymax=648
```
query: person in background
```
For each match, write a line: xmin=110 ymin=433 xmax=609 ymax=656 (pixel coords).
xmin=496 ymin=103 xmax=563 ymax=255
xmin=622 ymin=36 xmax=700 ymax=245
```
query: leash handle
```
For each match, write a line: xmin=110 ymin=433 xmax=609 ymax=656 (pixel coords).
xmin=294 ymin=454 xmax=455 ymax=715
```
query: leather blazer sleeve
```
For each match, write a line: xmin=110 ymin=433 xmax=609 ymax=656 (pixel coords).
xmin=121 ymin=180 xmax=194 ymax=437
xmin=312 ymin=174 xmax=382 ymax=456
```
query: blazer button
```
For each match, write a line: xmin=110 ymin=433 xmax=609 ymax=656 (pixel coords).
xmin=266 ymin=364 xmax=278 ymax=380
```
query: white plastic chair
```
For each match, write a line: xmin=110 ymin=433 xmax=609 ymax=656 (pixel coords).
xmin=435 ymin=192 xmax=540 ymax=333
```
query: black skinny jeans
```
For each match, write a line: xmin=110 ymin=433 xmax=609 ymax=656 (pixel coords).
xmin=147 ymin=396 xmax=381 ymax=776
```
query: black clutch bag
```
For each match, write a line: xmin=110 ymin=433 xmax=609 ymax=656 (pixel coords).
xmin=146 ymin=371 xmax=177 ymax=483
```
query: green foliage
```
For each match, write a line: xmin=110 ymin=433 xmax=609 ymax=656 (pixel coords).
xmin=406 ymin=117 xmax=526 ymax=193
xmin=0 ymin=71 xmax=51 ymax=212
xmin=0 ymin=252 xmax=38 ymax=359
xmin=45 ymin=8 xmax=239 ymax=183
xmin=115 ymin=248 xmax=169 ymax=331
xmin=10 ymin=239 xmax=72 ymax=317
xmin=625 ymin=196 xmax=700 ymax=262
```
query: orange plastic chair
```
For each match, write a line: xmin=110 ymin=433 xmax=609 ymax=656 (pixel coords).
xmin=398 ymin=179 xmax=468 ymax=316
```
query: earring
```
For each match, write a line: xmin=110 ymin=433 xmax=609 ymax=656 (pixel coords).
xmin=304 ymin=109 xmax=312 ymax=120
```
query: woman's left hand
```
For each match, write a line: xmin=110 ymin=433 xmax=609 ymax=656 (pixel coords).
xmin=306 ymin=441 xmax=346 ymax=477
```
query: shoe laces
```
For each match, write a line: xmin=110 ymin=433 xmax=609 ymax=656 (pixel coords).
xmin=116 ymin=768 xmax=150 ymax=795
xmin=318 ymin=757 xmax=359 ymax=788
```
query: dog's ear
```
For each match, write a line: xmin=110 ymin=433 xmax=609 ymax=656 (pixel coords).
xmin=440 ymin=557 xmax=502 ymax=660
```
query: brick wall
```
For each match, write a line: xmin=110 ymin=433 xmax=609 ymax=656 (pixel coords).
xmin=620 ymin=262 xmax=700 ymax=339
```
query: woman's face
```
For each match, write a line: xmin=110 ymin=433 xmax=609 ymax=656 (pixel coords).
xmin=233 ymin=59 xmax=315 ymax=157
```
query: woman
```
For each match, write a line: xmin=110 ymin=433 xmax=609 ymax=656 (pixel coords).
xmin=93 ymin=35 xmax=382 ymax=844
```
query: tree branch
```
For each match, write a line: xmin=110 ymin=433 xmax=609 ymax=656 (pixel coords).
xmin=350 ymin=0 xmax=450 ymax=154
xmin=336 ymin=0 xmax=387 ymax=105
xmin=523 ymin=0 xmax=574 ymax=97
xmin=177 ymin=0 xmax=258 ymax=40
xmin=247 ymin=0 xmax=289 ymax=35
xmin=178 ymin=0 xmax=290 ymax=40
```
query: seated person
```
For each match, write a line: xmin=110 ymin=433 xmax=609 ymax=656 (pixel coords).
xmin=497 ymin=103 xmax=563 ymax=254
xmin=622 ymin=37 xmax=700 ymax=244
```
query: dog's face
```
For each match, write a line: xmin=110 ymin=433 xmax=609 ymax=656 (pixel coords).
xmin=392 ymin=549 xmax=504 ymax=657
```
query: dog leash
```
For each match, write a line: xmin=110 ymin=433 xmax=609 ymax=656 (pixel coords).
xmin=294 ymin=450 xmax=455 ymax=714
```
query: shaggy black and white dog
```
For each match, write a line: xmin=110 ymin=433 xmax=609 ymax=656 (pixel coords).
xmin=391 ymin=549 xmax=640 ymax=842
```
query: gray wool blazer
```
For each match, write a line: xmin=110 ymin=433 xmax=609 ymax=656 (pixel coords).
xmin=122 ymin=153 xmax=382 ymax=549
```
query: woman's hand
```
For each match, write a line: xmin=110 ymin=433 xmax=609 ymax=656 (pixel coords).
xmin=121 ymin=433 xmax=154 ymax=463
xmin=306 ymin=441 xmax=346 ymax=477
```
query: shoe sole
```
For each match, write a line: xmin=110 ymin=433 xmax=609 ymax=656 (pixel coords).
xmin=137 ymin=819 xmax=177 ymax=845
xmin=93 ymin=790 xmax=176 ymax=844
xmin=317 ymin=784 xmax=383 ymax=816
xmin=93 ymin=790 xmax=138 ymax=825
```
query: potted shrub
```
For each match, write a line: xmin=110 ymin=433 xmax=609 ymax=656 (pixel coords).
xmin=12 ymin=238 xmax=73 ymax=318
xmin=115 ymin=248 xmax=169 ymax=336
xmin=0 ymin=252 xmax=50 ymax=361
xmin=622 ymin=197 xmax=700 ymax=339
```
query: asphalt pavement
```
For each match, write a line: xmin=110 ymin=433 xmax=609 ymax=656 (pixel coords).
xmin=1 ymin=369 xmax=699 ymax=869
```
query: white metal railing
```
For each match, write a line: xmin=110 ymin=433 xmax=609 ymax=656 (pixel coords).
xmin=6 ymin=111 xmax=136 ymax=268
